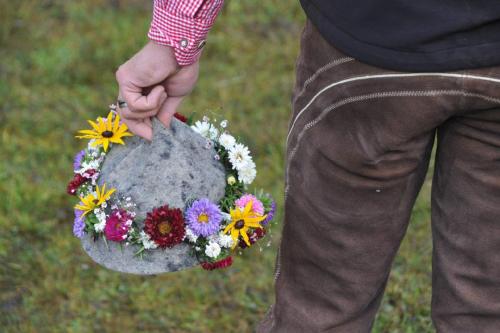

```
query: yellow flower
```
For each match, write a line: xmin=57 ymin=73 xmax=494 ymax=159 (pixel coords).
xmin=74 ymin=183 xmax=116 ymax=216
xmin=76 ymin=111 xmax=132 ymax=152
xmin=223 ymin=201 xmax=267 ymax=249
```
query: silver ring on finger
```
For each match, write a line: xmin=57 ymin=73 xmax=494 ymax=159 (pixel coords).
xmin=117 ymin=99 xmax=128 ymax=109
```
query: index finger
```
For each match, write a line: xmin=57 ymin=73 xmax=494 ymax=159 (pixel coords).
xmin=120 ymin=84 xmax=167 ymax=113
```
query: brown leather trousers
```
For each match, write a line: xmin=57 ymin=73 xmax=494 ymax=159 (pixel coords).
xmin=257 ymin=20 xmax=500 ymax=333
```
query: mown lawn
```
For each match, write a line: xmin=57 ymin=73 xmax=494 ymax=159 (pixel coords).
xmin=0 ymin=1 xmax=434 ymax=332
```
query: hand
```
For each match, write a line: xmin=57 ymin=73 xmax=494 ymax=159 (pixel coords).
xmin=115 ymin=41 xmax=199 ymax=140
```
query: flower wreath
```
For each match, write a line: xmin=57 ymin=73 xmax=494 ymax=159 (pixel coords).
xmin=67 ymin=105 xmax=276 ymax=271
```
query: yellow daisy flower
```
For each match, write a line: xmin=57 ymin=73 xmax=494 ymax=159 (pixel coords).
xmin=223 ymin=201 xmax=267 ymax=249
xmin=74 ymin=183 xmax=116 ymax=216
xmin=76 ymin=111 xmax=132 ymax=152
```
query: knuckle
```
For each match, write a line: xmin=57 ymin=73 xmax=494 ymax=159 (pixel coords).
xmin=115 ymin=66 xmax=125 ymax=82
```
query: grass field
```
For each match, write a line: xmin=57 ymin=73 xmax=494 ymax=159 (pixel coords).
xmin=1 ymin=1 xmax=435 ymax=332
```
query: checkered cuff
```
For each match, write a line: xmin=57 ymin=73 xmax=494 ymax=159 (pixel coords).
xmin=148 ymin=0 xmax=224 ymax=66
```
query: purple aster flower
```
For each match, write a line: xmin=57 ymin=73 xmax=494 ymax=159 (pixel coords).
xmin=185 ymin=198 xmax=222 ymax=237
xmin=261 ymin=199 xmax=276 ymax=226
xmin=73 ymin=208 xmax=85 ymax=238
xmin=73 ymin=150 xmax=85 ymax=171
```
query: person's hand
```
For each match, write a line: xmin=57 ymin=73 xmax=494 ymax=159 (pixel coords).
xmin=115 ymin=41 xmax=199 ymax=140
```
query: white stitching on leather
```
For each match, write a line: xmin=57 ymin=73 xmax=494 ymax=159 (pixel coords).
xmin=284 ymin=89 xmax=500 ymax=201
xmin=287 ymin=72 xmax=500 ymax=145
xmin=293 ymin=57 xmax=354 ymax=104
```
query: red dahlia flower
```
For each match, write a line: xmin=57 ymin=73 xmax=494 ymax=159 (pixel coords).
xmin=201 ymin=256 xmax=233 ymax=271
xmin=144 ymin=205 xmax=185 ymax=248
xmin=66 ymin=169 xmax=97 ymax=195
xmin=174 ymin=112 xmax=188 ymax=123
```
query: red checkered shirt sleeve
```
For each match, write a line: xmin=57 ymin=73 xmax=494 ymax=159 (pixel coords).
xmin=148 ymin=0 xmax=224 ymax=66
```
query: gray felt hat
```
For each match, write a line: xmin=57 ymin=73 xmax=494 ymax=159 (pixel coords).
xmin=81 ymin=117 xmax=227 ymax=275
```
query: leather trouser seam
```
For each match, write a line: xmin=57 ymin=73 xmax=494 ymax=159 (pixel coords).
xmin=285 ymin=89 xmax=500 ymax=201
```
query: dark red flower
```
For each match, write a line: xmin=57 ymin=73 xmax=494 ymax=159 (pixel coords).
xmin=174 ymin=112 xmax=188 ymax=123
xmin=67 ymin=174 xmax=85 ymax=195
xmin=144 ymin=205 xmax=185 ymax=248
xmin=201 ymin=256 xmax=233 ymax=271
xmin=239 ymin=227 xmax=267 ymax=249
xmin=66 ymin=169 xmax=97 ymax=195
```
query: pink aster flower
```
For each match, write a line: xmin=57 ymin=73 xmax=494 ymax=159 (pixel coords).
xmin=104 ymin=209 xmax=133 ymax=242
xmin=235 ymin=194 xmax=264 ymax=216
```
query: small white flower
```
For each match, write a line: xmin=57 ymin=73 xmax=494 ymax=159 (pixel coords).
xmin=202 ymin=116 xmax=210 ymax=122
xmin=221 ymin=212 xmax=232 ymax=222
xmin=205 ymin=241 xmax=221 ymax=258
xmin=101 ymin=202 xmax=107 ymax=209
xmin=191 ymin=120 xmax=218 ymax=140
xmin=238 ymin=160 xmax=257 ymax=185
xmin=228 ymin=143 xmax=252 ymax=170
xmin=94 ymin=219 xmax=106 ymax=232
xmin=208 ymin=126 xmax=219 ymax=140
xmin=217 ymin=233 xmax=234 ymax=248
xmin=227 ymin=175 xmax=237 ymax=186
xmin=219 ymin=133 xmax=236 ymax=150
xmin=139 ymin=231 xmax=158 ymax=250
xmin=191 ymin=120 xmax=211 ymax=137
xmin=220 ymin=120 xmax=228 ymax=128
xmin=184 ymin=227 xmax=199 ymax=243
xmin=87 ymin=139 xmax=98 ymax=151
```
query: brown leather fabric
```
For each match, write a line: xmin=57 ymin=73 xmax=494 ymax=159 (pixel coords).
xmin=257 ymin=20 xmax=500 ymax=333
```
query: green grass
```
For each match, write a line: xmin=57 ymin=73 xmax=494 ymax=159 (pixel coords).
xmin=1 ymin=1 xmax=434 ymax=332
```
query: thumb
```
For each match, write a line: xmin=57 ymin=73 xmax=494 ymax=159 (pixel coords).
xmin=156 ymin=96 xmax=184 ymax=128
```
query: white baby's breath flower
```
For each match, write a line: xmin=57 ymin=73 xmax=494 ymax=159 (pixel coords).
xmin=238 ymin=160 xmax=257 ymax=185
xmin=139 ymin=231 xmax=158 ymax=250
xmin=220 ymin=120 xmax=228 ymax=128
xmin=205 ymin=241 xmax=221 ymax=258
xmin=219 ymin=133 xmax=236 ymax=150
xmin=94 ymin=219 xmax=106 ymax=232
xmin=228 ymin=143 xmax=252 ymax=170
xmin=184 ymin=227 xmax=199 ymax=243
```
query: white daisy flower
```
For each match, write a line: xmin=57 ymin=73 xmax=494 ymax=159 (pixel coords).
xmin=219 ymin=133 xmax=236 ymax=150
xmin=238 ymin=160 xmax=257 ymax=185
xmin=228 ymin=143 xmax=252 ymax=170
xmin=191 ymin=121 xmax=211 ymax=138
xmin=205 ymin=241 xmax=221 ymax=258
xmin=191 ymin=120 xmax=219 ymax=140
xmin=217 ymin=233 xmax=234 ymax=248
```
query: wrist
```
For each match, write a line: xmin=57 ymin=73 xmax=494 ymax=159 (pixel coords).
xmin=146 ymin=41 xmax=181 ymax=71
